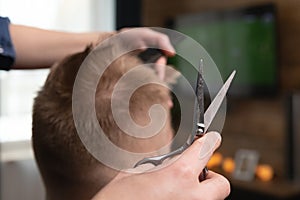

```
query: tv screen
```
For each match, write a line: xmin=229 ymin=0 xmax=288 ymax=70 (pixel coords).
xmin=172 ymin=3 xmax=278 ymax=97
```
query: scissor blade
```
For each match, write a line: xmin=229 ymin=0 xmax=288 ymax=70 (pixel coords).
xmin=204 ymin=70 xmax=236 ymax=132
xmin=197 ymin=59 xmax=204 ymax=125
xmin=134 ymin=70 xmax=235 ymax=168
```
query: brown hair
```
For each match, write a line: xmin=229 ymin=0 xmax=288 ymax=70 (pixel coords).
xmin=32 ymin=46 xmax=176 ymax=200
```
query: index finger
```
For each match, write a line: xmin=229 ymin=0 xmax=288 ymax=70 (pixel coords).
xmin=198 ymin=170 xmax=231 ymax=199
xmin=156 ymin=36 xmax=175 ymax=57
xmin=148 ymin=30 xmax=175 ymax=56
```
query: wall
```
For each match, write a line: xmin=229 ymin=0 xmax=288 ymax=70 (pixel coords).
xmin=1 ymin=159 xmax=45 ymax=200
xmin=142 ymin=0 xmax=300 ymax=91
xmin=142 ymin=0 xmax=300 ymax=179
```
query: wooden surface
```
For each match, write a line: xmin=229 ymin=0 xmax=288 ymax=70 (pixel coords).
xmin=229 ymin=178 xmax=300 ymax=199
xmin=142 ymin=0 xmax=300 ymax=91
xmin=141 ymin=1 xmax=300 ymax=196
xmin=220 ymin=97 xmax=286 ymax=178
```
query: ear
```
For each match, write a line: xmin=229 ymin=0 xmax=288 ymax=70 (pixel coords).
xmin=164 ymin=65 xmax=180 ymax=85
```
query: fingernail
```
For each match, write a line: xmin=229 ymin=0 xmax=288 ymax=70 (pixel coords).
xmin=199 ymin=132 xmax=221 ymax=159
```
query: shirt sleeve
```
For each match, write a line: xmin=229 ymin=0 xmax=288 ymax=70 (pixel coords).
xmin=0 ymin=16 xmax=16 ymax=70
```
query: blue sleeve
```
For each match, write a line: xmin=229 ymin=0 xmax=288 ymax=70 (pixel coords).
xmin=0 ymin=16 xmax=16 ymax=70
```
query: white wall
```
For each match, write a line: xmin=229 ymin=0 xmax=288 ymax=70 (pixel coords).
xmin=0 ymin=0 xmax=115 ymax=32
xmin=0 ymin=0 xmax=115 ymax=141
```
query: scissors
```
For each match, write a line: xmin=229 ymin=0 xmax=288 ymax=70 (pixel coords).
xmin=134 ymin=59 xmax=236 ymax=180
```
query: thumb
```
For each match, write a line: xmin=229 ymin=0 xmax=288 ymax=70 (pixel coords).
xmin=179 ymin=131 xmax=222 ymax=173
xmin=154 ymin=56 xmax=167 ymax=80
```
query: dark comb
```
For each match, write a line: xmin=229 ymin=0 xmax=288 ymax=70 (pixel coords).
xmin=138 ymin=48 xmax=165 ymax=63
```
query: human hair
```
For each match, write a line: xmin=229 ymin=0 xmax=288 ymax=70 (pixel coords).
xmin=32 ymin=46 xmax=176 ymax=200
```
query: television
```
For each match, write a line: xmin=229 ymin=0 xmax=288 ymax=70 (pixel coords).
xmin=171 ymin=3 xmax=278 ymax=97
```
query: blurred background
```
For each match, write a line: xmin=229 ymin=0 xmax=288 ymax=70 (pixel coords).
xmin=1 ymin=0 xmax=300 ymax=199
xmin=137 ymin=1 xmax=300 ymax=199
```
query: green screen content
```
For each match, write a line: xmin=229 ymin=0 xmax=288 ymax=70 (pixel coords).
xmin=173 ymin=4 xmax=277 ymax=96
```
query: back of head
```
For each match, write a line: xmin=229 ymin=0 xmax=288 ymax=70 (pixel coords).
xmin=32 ymin=45 xmax=176 ymax=200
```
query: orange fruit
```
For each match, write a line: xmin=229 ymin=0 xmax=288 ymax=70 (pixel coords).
xmin=222 ymin=157 xmax=235 ymax=174
xmin=207 ymin=152 xmax=223 ymax=168
xmin=256 ymin=164 xmax=274 ymax=182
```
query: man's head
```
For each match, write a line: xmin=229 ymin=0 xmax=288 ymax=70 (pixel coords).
xmin=32 ymin=45 xmax=177 ymax=200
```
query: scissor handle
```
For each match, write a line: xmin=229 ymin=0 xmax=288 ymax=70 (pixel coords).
xmin=134 ymin=143 xmax=188 ymax=167
xmin=134 ymin=123 xmax=205 ymax=167
xmin=134 ymin=141 xmax=208 ymax=181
